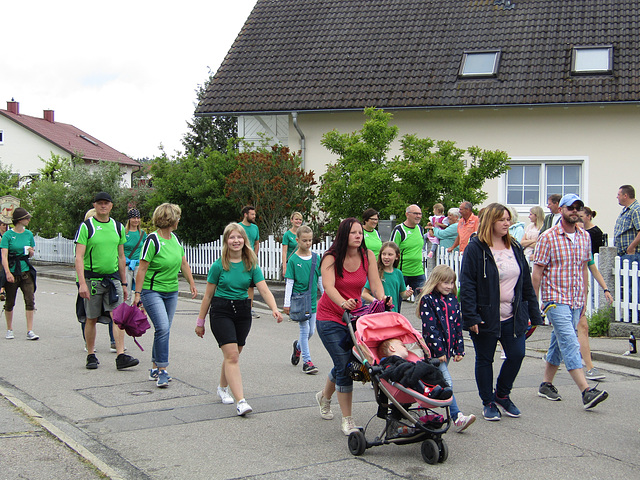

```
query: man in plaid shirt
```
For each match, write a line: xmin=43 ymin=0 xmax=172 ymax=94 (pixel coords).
xmin=532 ymin=193 xmax=609 ymax=410
xmin=614 ymin=184 xmax=640 ymax=263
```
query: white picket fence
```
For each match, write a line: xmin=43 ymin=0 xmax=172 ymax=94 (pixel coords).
xmin=31 ymin=234 xmax=640 ymax=322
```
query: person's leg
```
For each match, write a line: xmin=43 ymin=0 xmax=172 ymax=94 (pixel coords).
xmin=85 ymin=318 xmax=98 ymax=354
xmin=4 ymin=280 xmax=18 ymax=331
xmin=108 ymin=282 xmax=127 ymax=355
xmin=299 ymin=320 xmax=311 ymax=363
xmin=316 ymin=320 xmax=353 ymax=411
xmin=108 ymin=321 xmax=115 ymax=344
xmin=470 ymin=332 xmax=499 ymax=405
xmin=438 ymin=360 xmax=460 ymax=419
xmin=548 ymin=306 xmax=589 ymax=391
xmin=577 ymin=314 xmax=594 ymax=370
xmin=142 ymin=290 xmax=175 ymax=370
xmin=495 ymin=318 xmax=526 ymax=398
xmin=220 ymin=343 xmax=244 ymax=400
xmin=22 ymin=274 xmax=36 ymax=332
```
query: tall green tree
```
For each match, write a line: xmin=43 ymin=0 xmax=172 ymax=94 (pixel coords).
xmin=225 ymin=145 xmax=317 ymax=236
xmin=182 ymin=71 xmax=237 ymax=155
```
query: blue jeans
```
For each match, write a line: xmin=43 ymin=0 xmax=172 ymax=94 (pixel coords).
xmin=298 ymin=313 xmax=317 ymax=363
xmin=141 ymin=290 xmax=178 ymax=368
xmin=546 ymin=304 xmax=582 ymax=371
xmin=317 ymin=319 xmax=353 ymax=393
xmin=470 ymin=318 xmax=526 ymax=405
xmin=438 ymin=359 xmax=460 ymax=419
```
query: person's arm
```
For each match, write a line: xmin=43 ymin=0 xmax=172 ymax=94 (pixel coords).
xmin=254 ymin=240 xmax=260 ymax=256
xmin=117 ymin=244 xmax=128 ymax=304
xmin=75 ymin=243 xmax=89 ymax=299
xmin=281 ymin=244 xmax=288 ymax=276
xmin=448 ymin=233 xmax=460 ymax=253
xmin=520 ymin=237 xmax=537 ymax=249
xmin=531 ymin=264 xmax=544 ymax=304
xmin=518 ymin=247 xmax=543 ymax=325
xmin=134 ymin=259 xmax=150 ymax=305
xmin=196 ymin=282 xmax=217 ymax=337
xmin=181 ymin=256 xmax=198 ymax=299
xmin=361 ymin=286 xmax=376 ymax=303
xmin=626 ymin=230 xmax=640 ymax=255
xmin=587 ymin=262 xmax=613 ymax=304
xmin=255 ymin=280 xmax=283 ymax=322
xmin=1 ymin=248 xmax=14 ymax=284
xmin=459 ymin=244 xmax=481 ymax=333
xmin=283 ymin=278 xmax=294 ymax=313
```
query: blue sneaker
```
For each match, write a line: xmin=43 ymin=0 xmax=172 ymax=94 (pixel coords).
xmin=495 ymin=394 xmax=521 ymax=418
xmin=149 ymin=368 xmax=172 ymax=382
xmin=483 ymin=402 xmax=501 ymax=421
xmin=156 ymin=370 xmax=170 ymax=388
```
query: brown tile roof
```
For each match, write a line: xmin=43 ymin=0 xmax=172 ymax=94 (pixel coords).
xmin=197 ymin=0 xmax=640 ymax=115
xmin=0 ymin=109 xmax=139 ymax=167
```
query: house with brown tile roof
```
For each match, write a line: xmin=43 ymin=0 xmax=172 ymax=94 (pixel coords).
xmin=197 ymin=0 xmax=640 ymax=236
xmin=0 ymin=100 xmax=140 ymax=187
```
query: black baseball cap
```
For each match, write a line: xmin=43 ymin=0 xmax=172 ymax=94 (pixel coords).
xmin=93 ymin=192 xmax=113 ymax=203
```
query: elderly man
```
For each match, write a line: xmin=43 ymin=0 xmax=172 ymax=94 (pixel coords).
xmin=614 ymin=184 xmax=640 ymax=264
xmin=448 ymin=201 xmax=478 ymax=254
xmin=540 ymin=194 xmax=562 ymax=233
xmin=391 ymin=204 xmax=425 ymax=300
xmin=532 ymin=193 xmax=608 ymax=409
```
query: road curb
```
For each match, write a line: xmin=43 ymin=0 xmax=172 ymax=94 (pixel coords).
xmin=0 ymin=385 xmax=124 ymax=480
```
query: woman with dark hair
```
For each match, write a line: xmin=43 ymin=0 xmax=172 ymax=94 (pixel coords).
xmin=361 ymin=208 xmax=382 ymax=259
xmin=314 ymin=218 xmax=387 ymax=435
xmin=578 ymin=207 xmax=604 ymax=255
xmin=124 ymin=208 xmax=146 ymax=304
xmin=460 ymin=203 xmax=542 ymax=421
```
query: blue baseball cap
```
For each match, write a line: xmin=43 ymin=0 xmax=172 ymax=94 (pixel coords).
xmin=559 ymin=193 xmax=584 ymax=208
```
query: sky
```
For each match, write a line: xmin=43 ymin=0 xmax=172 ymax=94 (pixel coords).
xmin=3 ymin=0 xmax=258 ymax=160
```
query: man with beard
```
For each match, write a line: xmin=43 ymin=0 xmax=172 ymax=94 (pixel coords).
xmin=532 ymin=193 xmax=608 ymax=410
xmin=240 ymin=206 xmax=260 ymax=318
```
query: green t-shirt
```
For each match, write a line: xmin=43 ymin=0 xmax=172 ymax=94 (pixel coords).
xmin=391 ymin=223 xmax=425 ymax=276
xmin=141 ymin=232 xmax=184 ymax=292
xmin=365 ymin=267 xmax=406 ymax=313
xmin=124 ymin=230 xmax=147 ymax=260
xmin=282 ymin=229 xmax=298 ymax=261
xmin=240 ymin=222 xmax=260 ymax=250
xmin=363 ymin=228 xmax=382 ymax=259
xmin=207 ymin=258 xmax=265 ymax=299
xmin=74 ymin=217 xmax=126 ymax=274
xmin=0 ymin=228 xmax=35 ymax=273
xmin=285 ymin=252 xmax=321 ymax=313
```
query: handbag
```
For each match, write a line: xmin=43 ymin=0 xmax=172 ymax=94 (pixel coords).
xmin=289 ymin=253 xmax=317 ymax=322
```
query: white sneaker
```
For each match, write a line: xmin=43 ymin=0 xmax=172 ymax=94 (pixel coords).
xmin=236 ymin=399 xmax=253 ymax=416
xmin=341 ymin=416 xmax=360 ymax=436
xmin=26 ymin=331 xmax=39 ymax=340
xmin=6 ymin=330 xmax=14 ymax=339
xmin=217 ymin=386 xmax=234 ymax=405
xmin=454 ymin=413 xmax=476 ymax=433
xmin=316 ymin=391 xmax=334 ymax=420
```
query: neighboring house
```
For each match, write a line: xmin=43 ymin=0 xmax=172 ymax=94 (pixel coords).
xmin=0 ymin=100 xmax=140 ymax=187
xmin=196 ymin=0 xmax=640 ymax=237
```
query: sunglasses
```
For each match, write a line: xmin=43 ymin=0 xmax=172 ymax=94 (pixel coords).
xmin=564 ymin=205 xmax=583 ymax=212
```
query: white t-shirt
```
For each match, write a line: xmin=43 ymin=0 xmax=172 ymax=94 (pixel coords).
xmin=490 ymin=246 xmax=521 ymax=321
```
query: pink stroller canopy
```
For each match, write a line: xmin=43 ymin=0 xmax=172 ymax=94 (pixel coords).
xmin=355 ymin=312 xmax=427 ymax=363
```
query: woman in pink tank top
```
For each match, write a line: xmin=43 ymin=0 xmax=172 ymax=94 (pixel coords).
xmin=314 ymin=218 xmax=386 ymax=436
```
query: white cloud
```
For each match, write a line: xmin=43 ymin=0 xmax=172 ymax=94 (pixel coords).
xmin=2 ymin=0 xmax=257 ymax=159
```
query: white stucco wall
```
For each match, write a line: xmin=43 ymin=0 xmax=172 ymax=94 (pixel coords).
xmin=284 ymin=104 xmax=640 ymax=237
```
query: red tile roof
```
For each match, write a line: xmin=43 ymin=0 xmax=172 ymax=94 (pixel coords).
xmin=197 ymin=0 xmax=640 ymax=115
xmin=0 ymin=109 xmax=139 ymax=167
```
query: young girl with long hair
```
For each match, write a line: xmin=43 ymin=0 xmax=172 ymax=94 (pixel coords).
xmin=362 ymin=241 xmax=413 ymax=312
xmin=196 ymin=223 xmax=283 ymax=416
xmin=417 ymin=265 xmax=475 ymax=432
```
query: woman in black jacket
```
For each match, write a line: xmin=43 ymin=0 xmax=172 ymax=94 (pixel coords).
xmin=460 ymin=203 xmax=542 ymax=422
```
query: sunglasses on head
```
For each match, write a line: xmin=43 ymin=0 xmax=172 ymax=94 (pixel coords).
xmin=565 ymin=205 xmax=583 ymax=212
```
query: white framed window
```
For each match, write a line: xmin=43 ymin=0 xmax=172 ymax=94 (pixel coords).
xmin=0 ymin=129 xmax=4 ymax=144
xmin=459 ymin=50 xmax=501 ymax=77
xmin=571 ymin=46 xmax=613 ymax=74
xmin=502 ymin=157 xmax=587 ymax=207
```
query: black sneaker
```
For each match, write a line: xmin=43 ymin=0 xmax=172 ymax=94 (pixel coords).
xmin=86 ymin=354 xmax=99 ymax=369
xmin=582 ymin=387 xmax=608 ymax=410
xmin=538 ymin=382 xmax=562 ymax=401
xmin=302 ymin=361 xmax=318 ymax=374
xmin=291 ymin=340 xmax=301 ymax=366
xmin=116 ymin=353 xmax=139 ymax=370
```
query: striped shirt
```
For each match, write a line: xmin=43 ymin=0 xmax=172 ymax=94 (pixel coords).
xmin=614 ymin=199 xmax=640 ymax=255
xmin=533 ymin=222 xmax=591 ymax=308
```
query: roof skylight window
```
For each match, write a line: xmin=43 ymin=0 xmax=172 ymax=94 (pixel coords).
xmin=459 ymin=50 xmax=501 ymax=77
xmin=571 ymin=46 xmax=613 ymax=74
xmin=79 ymin=134 xmax=99 ymax=146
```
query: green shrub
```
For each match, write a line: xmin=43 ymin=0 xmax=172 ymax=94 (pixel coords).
xmin=588 ymin=307 xmax=613 ymax=337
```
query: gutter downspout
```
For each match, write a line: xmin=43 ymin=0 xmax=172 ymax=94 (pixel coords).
xmin=291 ymin=112 xmax=305 ymax=170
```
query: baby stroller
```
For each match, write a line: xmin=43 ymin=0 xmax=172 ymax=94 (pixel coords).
xmin=346 ymin=310 xmax=452 ymax=464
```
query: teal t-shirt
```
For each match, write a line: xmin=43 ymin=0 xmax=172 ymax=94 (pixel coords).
xmin=282 ymin=229 xmax=298 ymax=261
xmin=207 ymin=258 xmax=265 ymax=299
xmin=365 ymin=267 xmax=406 ymax=313
xmin=363 ymin=228 xmax=382 ymax=259
xmin=241 ymin=222 xmax=260 ymax=250
xmin=124 ymin=230 xmax=147 ymax=260
xmin=0 ymin=228 xmax=35 ymax=273
xmin=74 ymin=218 xmax=126 ymax=274
xmin=141 ymin=232 xmax=184 ymax=292
xmin=391 ymin=223 xmax=425 ymax=276
xmin=285 ymin=252 xmax=321 ymax=313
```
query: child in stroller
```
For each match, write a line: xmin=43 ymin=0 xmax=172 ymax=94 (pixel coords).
xmin=346 ymin=310 xmax=453 ymax=464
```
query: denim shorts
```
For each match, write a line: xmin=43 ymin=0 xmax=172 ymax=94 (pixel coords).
xmin=546 ymin=304 xmax=583 ymax=371
xmin=317 ymin=319 xmax=353 ymax=393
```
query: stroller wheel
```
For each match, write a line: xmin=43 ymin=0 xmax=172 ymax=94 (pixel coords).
xmin=421 ymin=439 xmax=439 ymax=465
xmin=436 ymin=438 xmax=448 ymax=463
xmin=348 ymin=431 xmax=367 ymax=456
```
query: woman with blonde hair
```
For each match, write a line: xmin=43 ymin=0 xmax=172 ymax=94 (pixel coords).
xmin=196 ymin=223 xmax=283 ymax=415
xmin=460 ymin=203 xmax=542 ymax=421
xmin=282 ymin=212 xmax=303 ymax=276
xmin=521 ymin=206 xmax=544 ymax=260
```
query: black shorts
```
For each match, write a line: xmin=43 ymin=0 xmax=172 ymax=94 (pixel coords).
xmin=209 ymin=297 xmax=252 ymax=347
